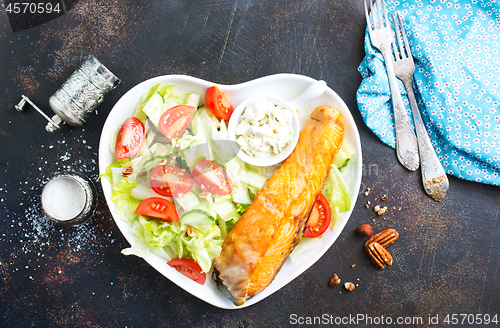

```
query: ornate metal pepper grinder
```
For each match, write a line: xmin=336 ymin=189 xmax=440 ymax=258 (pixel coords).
xmin=15 ymin=55 xmax=120 ymax=132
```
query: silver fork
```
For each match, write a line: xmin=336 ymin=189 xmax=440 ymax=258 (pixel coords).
xmin=363 ymin=0 xmax=419 ymax=171
xmin=391 ymin=12 xmax=449 ymax=201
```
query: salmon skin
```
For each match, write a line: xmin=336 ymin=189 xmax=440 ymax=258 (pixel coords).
xmin=213 ymin=106 xmax=345 ymax=306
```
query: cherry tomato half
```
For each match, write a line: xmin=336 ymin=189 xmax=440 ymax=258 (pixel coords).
xmin=167 ymin=258 xmax=206 ymax=285
xmin=192 ymin=160 xmax=232 ymax=195
xmin=135 ymin=197 xmax=179 ymax=222
xmin=115 ymin=117 xmax=145 ymax=159
xmin=205 ymin=86 xmax=234 ymax=120
xmin=304 ymin=193 xmax=331 ymax=238
xmin=150 ymin=164 xmax=194 ymax=197
xmin=158 ymin=105 xmax=196 ymax=141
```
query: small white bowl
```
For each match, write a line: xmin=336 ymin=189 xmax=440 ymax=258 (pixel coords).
xmin=228 ymin=80 xmax=327 ymax=167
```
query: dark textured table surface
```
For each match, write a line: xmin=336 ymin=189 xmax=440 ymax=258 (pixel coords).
xmin=1 ymin=1 xmax=499 ymax=327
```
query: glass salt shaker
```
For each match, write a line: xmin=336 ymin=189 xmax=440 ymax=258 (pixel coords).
xmin=41 ymin=172 xmax=97 ymax=227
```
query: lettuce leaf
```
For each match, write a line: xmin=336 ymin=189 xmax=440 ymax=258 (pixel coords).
xmin=133 ymin=83 xmax=165 ymax=121
xmin=134 ymin=216 xmax=222 ymax=273
xmin=111 ymin=178 xmax=141 ymax=222
xmin=99 ymin=158 xmax=130 ymax=184
xmin=322 ymin=164 xmax=351 ymax=213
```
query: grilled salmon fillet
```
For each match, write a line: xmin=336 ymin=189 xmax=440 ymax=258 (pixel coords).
xmin=213 ymin=106 xmax=345 ymax=306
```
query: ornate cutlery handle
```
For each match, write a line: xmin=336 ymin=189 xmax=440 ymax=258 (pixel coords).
xmin=404 ymin=78 xmax=449 ymax=200
xmin=381 ymin=47 xmax=419 ymax=171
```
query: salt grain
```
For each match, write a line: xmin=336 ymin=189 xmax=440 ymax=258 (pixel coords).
xmin=2 ymin=132 xmax=106 ymax=283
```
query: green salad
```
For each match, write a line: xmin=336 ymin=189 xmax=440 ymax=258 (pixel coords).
xmin=101 ymin=83 xmax=354 ymax=276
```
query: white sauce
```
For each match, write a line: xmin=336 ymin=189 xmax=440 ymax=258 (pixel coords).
xmin=235 ymin=99 xmax=294 ymax=157
xmin=41 ymin=176 xmax=86 ymax=221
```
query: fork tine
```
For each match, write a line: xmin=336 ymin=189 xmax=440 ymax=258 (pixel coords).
xmin=368 ymin=0 xmax=376 ymax=29
xmin=390 ymin=13 xmax=398 ymax=59
xmin=397 ymin=12 xmax=414 ymax=63
xmin=381 ymin=0 xmax=390 ymax=28
xmin=391 ymin=38 xmax=400 ymax=60
xmin=375 ymin=0 xmax=384 ymax=29
xmin=391 ymin=12 xmax=404 ymax=59
xmin=363 ymin=0 xmax=372 ymax=31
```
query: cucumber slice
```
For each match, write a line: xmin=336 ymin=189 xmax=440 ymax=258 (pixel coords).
xmin=217 ymin=216 xmax=228 ymax=239
xmin=181 ymin=209 xmax=215 ymax=233
xmin=130 ymin=185 xmax=173 ymax=202
xmin=174 ymin=191 xmax=202 ymax=212
xmin=334 ymin=143 xmax=355 ymax=170
xmin=142 ymin=92 xmax=164 ymax=129
xmin=213 ymin=196 xmax=239 ymax=221
xmin=186 ymin=93 xmax=200 ymax=108
xmin=144 ymin=156 xmax=167 ymax=172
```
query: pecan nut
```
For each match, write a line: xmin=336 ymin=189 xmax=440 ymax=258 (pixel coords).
xmin=355 ymin=224 xmax=373 ymax=236
xmin=121 ymin=166 xmax=133 ymax=177
xmin=364 ymin=228 xmax=399 ymax=250
xmin=185 ymin=226 xmax=196 ymax=238
xmin=366 ymin=242 xmax=393 ymax=269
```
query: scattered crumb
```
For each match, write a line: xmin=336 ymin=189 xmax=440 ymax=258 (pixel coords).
xmin=344 ymin=282 xmax=355 ymax=291
xmin=374 ymin=205 xmax=387 ymax=216
xmin=364 ymin=188 xmax=370 ymax=196
xmin=329 ymin=274 xmax=341 ymax=286
xmin=351 ymin=264 xmax=356 ymax=268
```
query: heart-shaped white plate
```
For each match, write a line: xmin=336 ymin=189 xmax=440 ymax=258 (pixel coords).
xmin=98 ymin=73 xmax=362 ymax=309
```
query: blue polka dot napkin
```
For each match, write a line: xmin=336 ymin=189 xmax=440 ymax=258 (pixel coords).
xmin=357 ymin=0 xmax=500 ymax=186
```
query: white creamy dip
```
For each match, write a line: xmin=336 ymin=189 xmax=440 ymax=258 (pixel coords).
xmin=235 ymin=99 xmax=295 ymax=157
